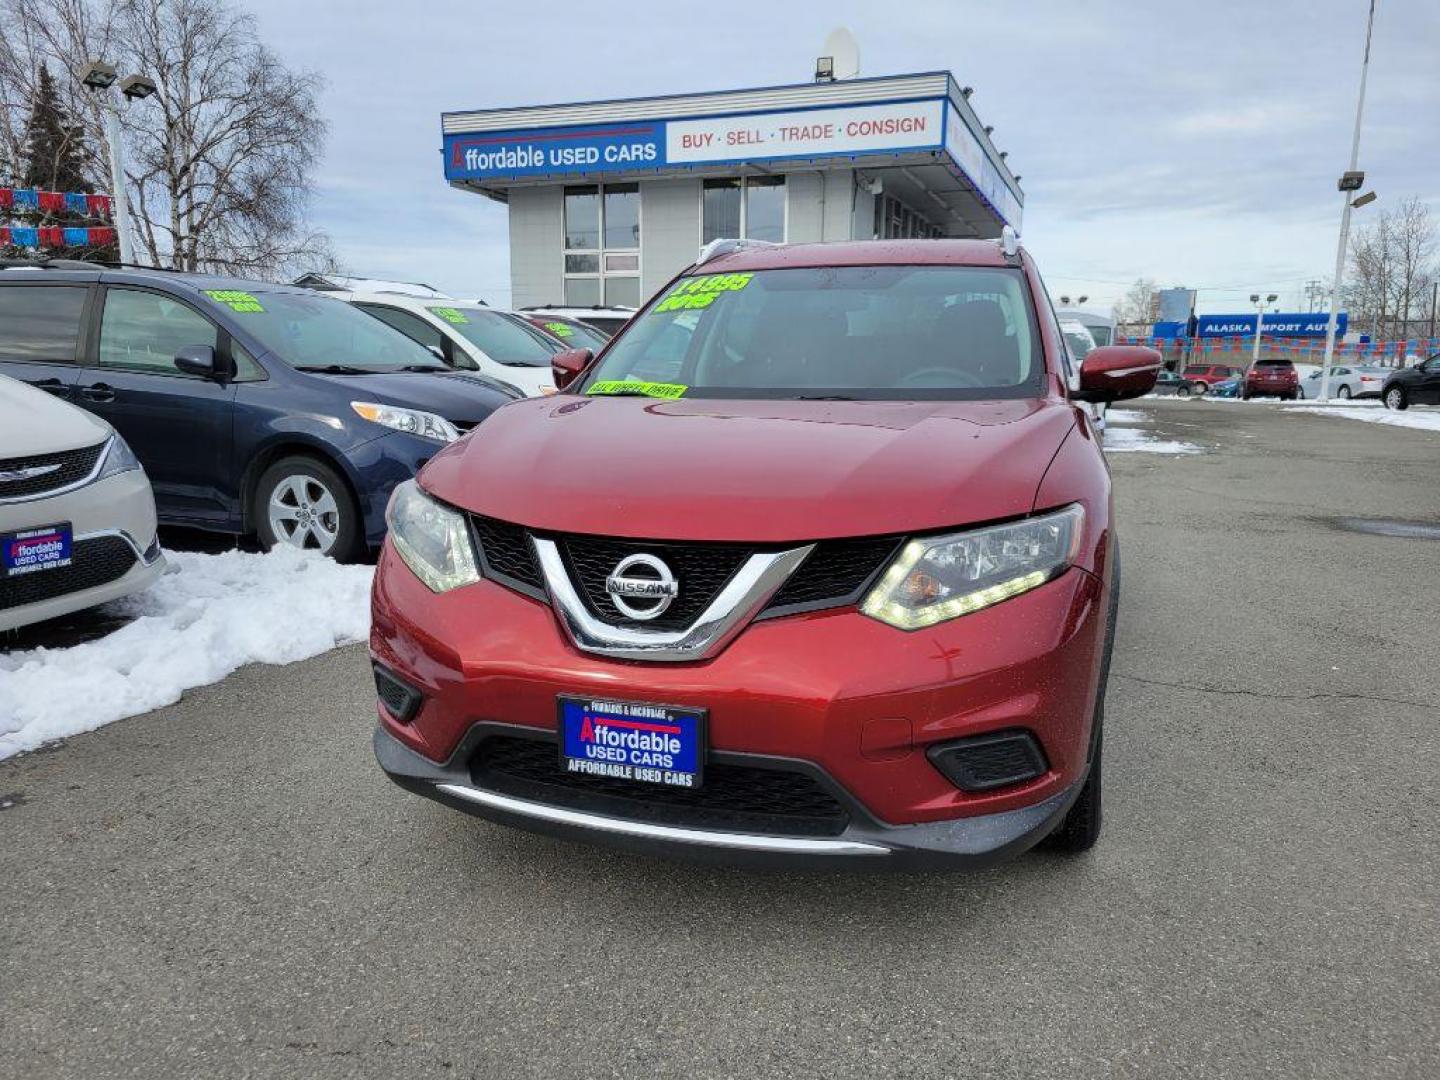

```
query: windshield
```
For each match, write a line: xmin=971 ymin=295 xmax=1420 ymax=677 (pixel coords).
xmin=583 ymin=265 xmax=1043 ymax=400
xmin=215 ymin=290 xmax=441 ymax=371
xmin=535 ymin=317 xmax=609 ymax=351
xmin=1087 ymin=325 xmax=1113 ymax=346
xmin=430 ymin=307 xmax=558 ymax=367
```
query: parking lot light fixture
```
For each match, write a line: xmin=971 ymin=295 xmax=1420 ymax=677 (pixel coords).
xmin=1251 ymin=293 xmax=1276 ymax=362
xmin=75 ymin=59 xmax=156 ymax=265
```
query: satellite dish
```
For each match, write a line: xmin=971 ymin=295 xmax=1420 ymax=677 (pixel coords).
xmin=823 ymin=27 xmax=861 ymax=80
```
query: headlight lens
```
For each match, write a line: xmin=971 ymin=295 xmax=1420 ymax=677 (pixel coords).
xmin=352 ymin=401 xmax=459 ymax=443
xmin=385 ymin=480 xmax=480 ymax=593
xmin=94 ymin=433 xmax=142 ymax=480
xmin=861 ymin=505 xmax=1084 ymax=630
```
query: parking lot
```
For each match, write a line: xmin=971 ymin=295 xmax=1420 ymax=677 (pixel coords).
xmin=0 ymin=398 xmax=1434 ymax=1079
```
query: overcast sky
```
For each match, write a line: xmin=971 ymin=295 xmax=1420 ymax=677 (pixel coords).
xmin=245 ymin=0 xmax=1437 ymax=315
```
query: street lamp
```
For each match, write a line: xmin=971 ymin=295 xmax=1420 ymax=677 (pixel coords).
xmin=1251 ymin=293 xmax=1279 ymax=361
xmin=1318 ymin=0 xmax=1379 ymax=403
xmin=75 ymin=58 xmax=154 ymax=265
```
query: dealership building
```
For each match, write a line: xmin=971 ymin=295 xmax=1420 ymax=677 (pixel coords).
xmin=440 ymin=72 xmax=1024 ymax=309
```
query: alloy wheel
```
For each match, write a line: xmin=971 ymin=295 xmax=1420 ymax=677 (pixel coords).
xmin=267 ymin=474 xmax=341 ymax=554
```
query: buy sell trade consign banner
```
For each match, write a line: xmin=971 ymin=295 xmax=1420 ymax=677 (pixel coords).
xmin=442 ymin=96 xmax=1020 ymax=228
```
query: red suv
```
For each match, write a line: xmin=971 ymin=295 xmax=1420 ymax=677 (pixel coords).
xmin=370 ymin=239 xmax=1159 ymax=867
xmin=1183 ymin=364 xmax=1240 ymax=392
xmin=1242 ymin=358 xmax=1300 ymax=400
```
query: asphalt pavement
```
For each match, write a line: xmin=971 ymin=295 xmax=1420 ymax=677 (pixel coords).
xmin=2 ymin=399 xmax=1437 ymax=1079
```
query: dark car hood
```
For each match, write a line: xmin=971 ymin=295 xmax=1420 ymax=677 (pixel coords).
xmin=305 ymin=369 xmax=518 ymax=423
xmin=420 ymin=395 xmax=1080 ymax=542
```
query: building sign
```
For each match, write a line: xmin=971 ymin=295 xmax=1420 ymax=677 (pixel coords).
xmin=1156 ymin=288 xmax=1196 ymax=325
xmin=446 ymin=123 xmax=664 ymax=180
xmin=1194 ymin=312 xmax=1348 ymax=338
xmin=944 ymin=105 xmax=1020 ymax=228
xmin=666 ymin=100 xmax=942 ymax=164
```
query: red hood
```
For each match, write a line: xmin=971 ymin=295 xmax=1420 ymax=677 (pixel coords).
xmin=421 ymin=396 xmax=1078 ymax=542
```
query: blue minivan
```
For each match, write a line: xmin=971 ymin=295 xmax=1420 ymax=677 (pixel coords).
xmin=0 ymin=264 xmax=519 ymax=560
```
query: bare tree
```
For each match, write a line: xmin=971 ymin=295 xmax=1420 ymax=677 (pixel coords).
xmin=1112 ymin=277 xmax=1159 ymax=327
xmin=0 ymin=0 xmax=334 ymax=277
xmin=1346 ymin=196 xmax=1437 ymax=343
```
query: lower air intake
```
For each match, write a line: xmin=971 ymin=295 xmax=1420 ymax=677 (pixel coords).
xmin=927 ymin=730 xmax=1049 ymax=792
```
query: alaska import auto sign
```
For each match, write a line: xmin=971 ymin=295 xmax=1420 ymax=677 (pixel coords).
xmin=443 ymin=100 xmax=945 ymax=182
xmin=1195 ymin=312 xmax=1348 ymax=338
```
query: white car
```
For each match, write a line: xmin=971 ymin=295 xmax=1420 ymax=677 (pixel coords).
xmin=517 ymin=305 xmax=635 ymax=336
xmin=1059 ymin=319 xmax=1108 ymax=438
xmin=331 ymin=292 xmax=562 ymax=397
xmin=1 ymin=374 xmax=164 ymax=633
xmin=1297 ymin=364 xmax=1390 ymax=400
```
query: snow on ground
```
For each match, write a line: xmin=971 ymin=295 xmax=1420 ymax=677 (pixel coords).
xmin=0 ymin=547 xmax=373 ymax=760
xmin=1283 ymin=404 xmax=1440 ymax=433
xmin=1102 ymin=407 xmax=1204 ymax=454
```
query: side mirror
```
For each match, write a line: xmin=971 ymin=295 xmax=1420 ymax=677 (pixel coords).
xmin=1074 ymin=345 xmax=1162 ymax=404
xmin=174 ymin=344 xmax=232 ymax=380
xmin=551 ymin=347 xmax=594 ymax=391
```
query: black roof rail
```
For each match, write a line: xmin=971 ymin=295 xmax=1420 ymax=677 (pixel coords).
xmin=0 ymin=256 xmax=104 ymax=270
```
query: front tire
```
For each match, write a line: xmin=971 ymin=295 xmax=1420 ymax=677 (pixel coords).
xmin=1177 ymin=384 xmax=1191 ymax=398
xmin=1338 ymin=385 xmax=1352 ymax=400
xmin=1045 ymin=730 xmax=1102 ymax=853
xmin=254 ymin=455 xmax=364 ymax=562
xmin=1385 ymin=386 xmax=1408 ymax=410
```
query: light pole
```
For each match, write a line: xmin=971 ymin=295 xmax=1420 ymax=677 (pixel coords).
xmin=1250 ymin=292 xmax=1278 ymax=361
xmin=76 ymin=60 xmax=157 ymax=266
xmin=1318 ymin=0 xmax=1379 ymax=403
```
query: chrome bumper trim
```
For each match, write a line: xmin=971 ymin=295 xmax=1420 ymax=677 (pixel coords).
xmin=433 ymin=781 xmax=890 ymax=856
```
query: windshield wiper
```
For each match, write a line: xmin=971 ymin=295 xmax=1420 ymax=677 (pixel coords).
xmin=295 ymin=363 xmax=372 ymax=375
xmin=794 ymin=394 xmax=858 ymax=400
xmin=397 ymin=364 xmax=449 ymax=373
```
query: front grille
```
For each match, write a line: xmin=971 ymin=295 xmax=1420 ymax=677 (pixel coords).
xmin=0 ymin=535 xmax=136 ymax=612
xmin=471 ymin=734 xmax=850 ymax=837
xmin=561 ymin=535 xmax=752 ymax=631
xmin=472 ymin=515 xmax=544 ymax=591
xmin=0 ymin=440 xmax=106 ymax=500
xmin=763 ymin=536 xmax=901 ymax=612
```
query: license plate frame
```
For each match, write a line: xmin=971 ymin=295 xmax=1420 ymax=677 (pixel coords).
xmin=557 ymin=695 xmax=706 ymax=790
xmin=2 ymin=522 xmax=73 ymax=578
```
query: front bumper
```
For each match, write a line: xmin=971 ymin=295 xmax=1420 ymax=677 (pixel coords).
xmin=374 ymin=720 xmax=1087 ymax=868
xmin=370 ymin=535 xmax=1112 ymax=854
xmin=0 ymin=469 xmax=164 ymax=633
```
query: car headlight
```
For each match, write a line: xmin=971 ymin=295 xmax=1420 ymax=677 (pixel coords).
xmin=94 ymin=433 xmax=142 ymax=480
xmin=861 ymin=505 xmax=1084 ymax=630
xmin=352 ymin=401 xmax=459 ymax=443
xmin=385 ymin=480 xmax=480 ymax=593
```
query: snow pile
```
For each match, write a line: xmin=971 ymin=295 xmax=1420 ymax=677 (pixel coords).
xmin=0 ymin=547 xmax=373 ymax=759
xmin=1284 ymin=404 xmax=1440 ymax=433
xmin=1102 ymin=408 xmax=1203 ymax=454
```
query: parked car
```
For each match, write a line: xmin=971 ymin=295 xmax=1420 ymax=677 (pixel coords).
xmin=1381 ymin=354 xmax=1440 ymax=410
xmin=1181 ymin=364 xmax=1241 ymax=393
xmin=1150 ymin=370 xmax=1194 ymax=396
xmin=517 ymin=304 xmax=634 ymax=336
xmin=1055 ymin=308 xmax=1116 ymax=347
xmin=1296 ymin=364 xmax=1389 ymax=400
xmin=333 ymin=292 xmax=562 ymax=397
xmin=370 ymin=236 xmax=1160 ymax=867
xmin=1241 ymin=358 xmax=1299 ymax=400
xmin=1 ymin=373 xmax=164 ymax=633
xmin=1210 ymin=377 xmax=1242 ymax=398
xmin=519 ymin=313 xmax=611 ymax=353
xmin=0 ymin=266 xmax=519 ymax=561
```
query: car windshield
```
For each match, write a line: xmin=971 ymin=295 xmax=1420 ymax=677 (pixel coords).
xmin=431 ymin=307 xmax=558 ymax=367
xmin=1087 ymin=325 xmax=1113 ymax=346
xmin=218 ymin=290 xmax=442 ymax=372
xmin=583 ymin=265 xmax=1042 ymax=400
xmin=535 ymin=317 xmax=609 ymax=351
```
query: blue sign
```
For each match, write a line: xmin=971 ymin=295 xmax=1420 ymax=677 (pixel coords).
xmin=558 ymin=697 xmax=703 ymax=789
xmin=1194 ymin=312 xmax=1347 ymax=338
xmin=445 ymin=122 xmax=664 ymax=182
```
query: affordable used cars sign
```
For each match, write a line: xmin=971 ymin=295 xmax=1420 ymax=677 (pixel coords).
xmin=443 ymin=100 xmax=946 ymax=182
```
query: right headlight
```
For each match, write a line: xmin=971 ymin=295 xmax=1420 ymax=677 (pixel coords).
xmin=385 ymin=480 xmax=480 ymax=593
xmin=94 ymin=433 xmax=143 ymax=481
xmin=861 ymin=505 xmax=1084 ymax=630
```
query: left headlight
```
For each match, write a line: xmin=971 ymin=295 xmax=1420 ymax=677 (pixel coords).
xmin=386 ymin=480 xmax=480 ymax=593
xmin=94 ymin=433 xmax=142 ymax=481
xmin=352 ymin=401 xmax=459 ymax=443
xmin=861 ymin=505 xmax=1084 ymax=630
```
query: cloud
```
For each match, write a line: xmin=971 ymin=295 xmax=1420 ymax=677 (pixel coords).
xmin=1172 ymin=102 xmax=1323 ymax=137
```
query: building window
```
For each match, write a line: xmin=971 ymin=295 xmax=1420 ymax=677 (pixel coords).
xmin=564 ymin=183 xmax=639 ymax=307
xmin=874 ymin=193 xmax=943 ymax=240
xmin=702 ymin=176 xmax=786 ymax=244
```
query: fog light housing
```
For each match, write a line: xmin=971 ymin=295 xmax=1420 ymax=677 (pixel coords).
xmin=927 ymin=730 xmax=1048 ymax=792
xmin=373 ymin=663 xmax=423 ymax=723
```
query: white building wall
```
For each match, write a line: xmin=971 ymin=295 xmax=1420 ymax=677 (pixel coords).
xmin=508 ymin=186 xmax=564 ymax=308
xmin=639 ymin=177 xmax=701 ymax=300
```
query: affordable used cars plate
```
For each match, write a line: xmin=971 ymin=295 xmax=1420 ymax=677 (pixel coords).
xmin=2 ymin=523 xmax=72 ymax=578
xmin=558 ymin=696 xmax=704 ymax=789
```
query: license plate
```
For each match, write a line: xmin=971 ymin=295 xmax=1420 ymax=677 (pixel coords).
xmin=2 ymin=523 xmax=72 ymax=577
xmin=558 ymin=696 xmax=704 ymax=789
